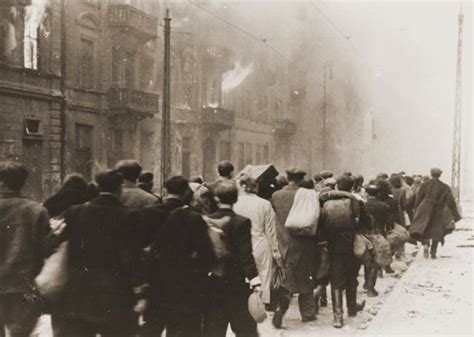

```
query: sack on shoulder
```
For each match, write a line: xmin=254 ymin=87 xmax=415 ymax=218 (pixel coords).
xmin=35 ymin=240 xmax=69 ymax=301
xmin=386 ymin=223 xmax=410 ymax=249
xmin=366 ymin=234 xmax=392 ymax=267
xmin=284 ymin=188 xmax=320 ymax=236
xmin=322 ymin=196 xmax=356 ymax=230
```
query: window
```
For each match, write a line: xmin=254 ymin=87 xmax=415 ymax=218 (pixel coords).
xmin=219 ymin=141 xmax=231 ymax=161
xmin=245 ymin=143 xmax=253 ymax=165
xmin=24 ymin=25 xmax=40 ymax=70
xmin=80 ymin=38 xmax=95 ymax=88
xmin=238 ymin=142 xmax=245 ymax=170
xmin=263 ymin=144 xmax=269 ymax=163
xmin=112 ymin=48 xmax=122 ymax=85
xmin=255 ymin=145 xmax=262 ymax=164
xmin=182 ymin=137 xmax=191 ymax=178
xmin=125 ymin=52 xmax=136 ymax=88
xmin=76 ymin=124 xmax=93 ymax=150
xmin=75 ymin=124 xmax=93 ymax=181
xmin=141 ymin=56 xmax=154 ymax=90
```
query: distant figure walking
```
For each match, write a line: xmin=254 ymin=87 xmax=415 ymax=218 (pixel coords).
xmin=410 ymin=168 xmax=461 ymax=259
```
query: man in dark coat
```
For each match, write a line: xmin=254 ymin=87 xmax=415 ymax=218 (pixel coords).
xmin=0 ymin=162 xmax=50 ymax=337
xmin=319 ymin=176 xmax=370 ymax=328
xmin=270 ymin=168 xmax=317 ymax=328
xmin=141 ymin=176 xmax=194 ymax=337
xmin=203 ymin=180 xmax=261 ymax=337
xmin=55 ymin=170 xmax=145 ymax=337
xmin=410 ymin=168 xmax=461 ymax=259
xmin=363 ymin=185 xmax=393 ymax=297
xmin=155 ymin=204 xmax=216 ymax=337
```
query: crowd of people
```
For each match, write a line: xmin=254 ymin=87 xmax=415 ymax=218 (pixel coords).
xmin=0 ymin=159 xmax=461 ymax=337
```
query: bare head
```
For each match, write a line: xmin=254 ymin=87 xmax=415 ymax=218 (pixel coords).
xmin=0 ymin=161 xmax=28 ymax=192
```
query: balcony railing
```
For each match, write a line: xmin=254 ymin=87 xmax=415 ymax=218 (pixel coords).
xmin=107 ymin=5 xmax=158 ymax=41
xmin=274 ymin=118 xmax=297 ymax=135
xmin=199 ymin=107 xmax=235 ymax=130
xmin=108 ymin=88 xmax=159 ymax=118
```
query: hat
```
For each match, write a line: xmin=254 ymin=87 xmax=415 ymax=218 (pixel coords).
xmin=285 ymin=167 xmax=306 ymax=178
xmin=248 ymin=292 xmax=267 ymax=323
xmin=324 ymin=177 xmax=337 ymax=186
xmin=320 ymin=170 xmax=334 ymax=179
xmin=366 ymin=184 xmax=379 ymax=196
xmin=430 ymin=168 xmax=443 ymax=177
xmin=313 ymin=173 xmax=323 ymax=182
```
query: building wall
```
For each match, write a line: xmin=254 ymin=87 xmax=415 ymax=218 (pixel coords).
xmin=0 ymin=0 xmax=63 ymax=201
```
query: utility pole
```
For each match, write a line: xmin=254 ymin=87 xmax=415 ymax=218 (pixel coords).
xmin=451 ymin=5 xmax=464 ymax=201
xmin=322 ymin=64 xmax=328 ymax=170
xmin=161 ymin=9 xmax=171 ymax=191
xmin=60 ymin=0 xmax=67 ymax=183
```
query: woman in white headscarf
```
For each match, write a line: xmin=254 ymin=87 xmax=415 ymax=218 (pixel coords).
xmin=233 ymin=175 xmax=282 ymax=304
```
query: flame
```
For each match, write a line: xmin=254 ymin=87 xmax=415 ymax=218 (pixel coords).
xmin=24 ymin=0 xmax=49 ymax=68
xmin=222 ymin=61 xmax=254 ymax=92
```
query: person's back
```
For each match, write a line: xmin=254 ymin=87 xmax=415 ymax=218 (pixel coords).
xmin=43 ymin=173 xmax=90 ymax=218
xmin=0 ymin=193 xmax=49 ymax=293
xmin=56 ymin=170 xmax=144 ymax=337
xmin=0 ymin=161 xmax=50 ymax=337
xmin=365 ymin=195 xmax=392 ymax=236
xmin=204 ymin=180 xmax=259 ymax=337
xmin=115 ymin=159 xmax=158 ymax=209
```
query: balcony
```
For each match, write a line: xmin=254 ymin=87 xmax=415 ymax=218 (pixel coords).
xmin=199 ymin=107 xmax=235 ymax=131
xmin=107 ymin=5 xmax=158 ymax=47
xmin=274 ymin=118 xmax=297 ymax=135
xmin=108 ymin=88 xmax=159 ymax=119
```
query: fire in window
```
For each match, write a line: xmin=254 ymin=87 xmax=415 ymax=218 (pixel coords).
xmin=24 ymin=0 xmax=50 ymax=70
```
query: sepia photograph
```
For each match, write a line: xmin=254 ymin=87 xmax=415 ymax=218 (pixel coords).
xmin=0 ymin=0 xmax=472 ymax=336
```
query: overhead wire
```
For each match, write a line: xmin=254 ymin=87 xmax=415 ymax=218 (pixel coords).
xmin=188 ymin=0 xmax=293 ymax=64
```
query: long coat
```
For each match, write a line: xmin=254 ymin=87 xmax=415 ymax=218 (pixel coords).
xmin=409 ymin=178 xmax=461 ymax=243
xmin=61 ymin=194 xmax=142 ymax=331
xmin=234 ymin=192 xmax=281 ymax=303
xmin=271 ymin=185 xmax=316 ymax=294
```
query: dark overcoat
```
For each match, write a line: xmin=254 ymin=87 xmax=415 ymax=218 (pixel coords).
xmin=61 ymin=194 xmax=142 ymax=331
xmin=271 ymin=185 xmax=316 ymax=294
xmin=409 ymin=178 xmax=461 ymax=243
xmin=206 ymin=208 xmax=259 ymax=295
xmin=157 ymin=206 xmax=216 ymax=313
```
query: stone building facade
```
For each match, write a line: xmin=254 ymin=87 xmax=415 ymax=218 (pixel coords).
xmin=1 ymin=0 xmax=372 ymax=200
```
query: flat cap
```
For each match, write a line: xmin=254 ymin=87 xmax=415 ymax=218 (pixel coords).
xmin=430 ymin=167 xmax=443 ymax=177
xmin=366 ymin=184 xmax=379 ymax=196
xmin=285 ymin=167 xmax=306 ymax=177
xmin=320 ymin=170 xmax=334 ymax=179
xmin=324 ymin=177 xmax=337 ymax=186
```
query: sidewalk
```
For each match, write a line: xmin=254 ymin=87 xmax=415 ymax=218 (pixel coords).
xmin=363 ymin=218 xmax=473 ymax=336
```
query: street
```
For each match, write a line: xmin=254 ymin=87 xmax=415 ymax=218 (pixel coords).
xmin=31 ymin=219 xmax=472 ymax=337
xmin=255 ymin=218 xmax=473 ymax=337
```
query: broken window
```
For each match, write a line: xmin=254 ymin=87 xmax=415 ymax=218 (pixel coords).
xmin=24 ymin=24 xmax=40 ymax=69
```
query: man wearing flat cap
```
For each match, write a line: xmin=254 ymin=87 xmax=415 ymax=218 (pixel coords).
xmin=410 ymin=168 xmax=461 ymax=259
xmin=320 ymin=170 xmax=334 ymax=180
xmin=270 ymin=167 xmax=317 ymax=328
